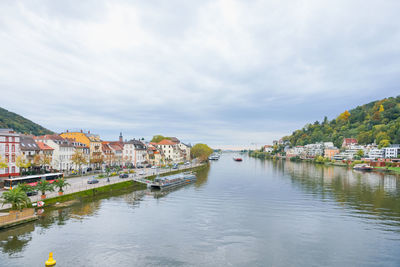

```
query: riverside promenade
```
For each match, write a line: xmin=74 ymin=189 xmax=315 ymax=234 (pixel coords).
xmin=0 ymin=163 xmax=203 ymax=211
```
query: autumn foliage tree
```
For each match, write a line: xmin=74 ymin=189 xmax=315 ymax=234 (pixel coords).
xmin=190 ymin=144 xmax=213 ymax=162
xmin=71 ymin=151 xmax=88 ymax=174
xmin=0 ymin=155 xmax=7 ymax=169
xmin=337 ymin=110 xmax=350 ymax=122
xmin=16 ymin=155 xmax=31 ymax=174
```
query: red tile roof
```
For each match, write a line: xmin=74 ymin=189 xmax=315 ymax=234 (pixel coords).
xmin=343 ymin=138 xmax=357 ymax=144
xmin=36 ymin=141 xmax=54 ymax=150
xmin=157 ymin=139 xmax=177 ymax=145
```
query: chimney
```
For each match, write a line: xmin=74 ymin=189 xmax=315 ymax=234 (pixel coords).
xmin=119 ymin=132 xmax=123 ymax=143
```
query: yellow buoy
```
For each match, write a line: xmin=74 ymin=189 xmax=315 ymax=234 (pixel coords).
xmin=45 ymin=252 xmax=56 ymax=266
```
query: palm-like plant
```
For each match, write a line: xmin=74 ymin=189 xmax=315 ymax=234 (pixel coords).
xmin=1 ymin=188 xmax=31 ymax=211
xmin=35 ymin=180 xmax=54 ymax=198
xmin=17 ymin=183 xmax=35 ymax=194
xmin=52 ymin=179 xmax=70 ymax=193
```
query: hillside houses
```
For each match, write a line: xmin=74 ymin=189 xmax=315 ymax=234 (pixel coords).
xmin=263 ymin=138 xmax=400 ymax=162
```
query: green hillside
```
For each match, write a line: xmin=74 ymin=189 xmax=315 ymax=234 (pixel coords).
xmin=283 ymin=96 xmax=400 ymax=148
xmin=0 ymin=107 xmax=54 ymax=135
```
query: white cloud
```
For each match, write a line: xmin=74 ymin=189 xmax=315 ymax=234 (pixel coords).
xmin=0 ymin=0 xmax=399 ymax=147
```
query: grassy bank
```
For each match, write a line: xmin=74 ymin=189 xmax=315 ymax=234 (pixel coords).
xmin=43 ymin=180 xmax=147 ymax=207
xmin=374 ymin=166 xmax=400 ymax=174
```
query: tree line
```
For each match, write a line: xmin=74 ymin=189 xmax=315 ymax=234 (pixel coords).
xmin=283 ymin=96 xmax=400 ymax=148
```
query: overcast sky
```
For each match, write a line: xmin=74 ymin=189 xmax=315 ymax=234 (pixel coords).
xmin=1 ymin=0 xmax=399 ymax=149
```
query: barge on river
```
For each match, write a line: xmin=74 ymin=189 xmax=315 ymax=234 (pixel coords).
xmin=353 ymin=163 xmax=373 ymax=171
xmin=150 ymin=172 xmax=197 ymax=190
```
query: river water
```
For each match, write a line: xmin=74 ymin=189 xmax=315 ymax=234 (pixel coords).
xmin=1 ymin=154 xmax=400 ymax=266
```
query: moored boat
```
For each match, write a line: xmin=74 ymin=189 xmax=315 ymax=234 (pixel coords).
xmin=150 ymin=172 xmax=197 ymax=190
xmin=233 ymin=157 xmax=243 ymax=162
xmin=208 ymin=153 xmax=220 ymax=160
xmin=353 ymin=163 xmax=373 ymax=171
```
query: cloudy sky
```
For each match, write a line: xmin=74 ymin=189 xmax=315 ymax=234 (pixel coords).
xmin=1 ymin=0 xmax=399 ymax=149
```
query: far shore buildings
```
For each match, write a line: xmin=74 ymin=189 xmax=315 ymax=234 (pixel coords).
xmin=269 ymin=138 xmax=400 ymax=161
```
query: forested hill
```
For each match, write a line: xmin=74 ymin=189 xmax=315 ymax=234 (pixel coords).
xmin=283 ymin=96 xmax=400 ymax=148
xmin=0 ymin=107 xmax=53 ymax=135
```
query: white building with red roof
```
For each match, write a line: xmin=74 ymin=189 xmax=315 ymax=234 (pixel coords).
xmin=342 ymin=138 xmax=358 ymax=149
xmin=155 ymin=139 xmax=183 ymax=163
xmin=0 ymin=128 xmax=21 ymax=178
xmin=34 ymin=134 xmax=75 ymax=172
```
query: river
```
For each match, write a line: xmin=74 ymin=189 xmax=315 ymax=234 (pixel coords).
xmin=1 ymin=153 xmax=400 ymax=266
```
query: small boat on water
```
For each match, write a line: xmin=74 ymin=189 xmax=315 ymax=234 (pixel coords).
xmin=150 ymin=172 xmax=197 ymax=190
xmin=233 ymin=157 xmax=243 ymax=162
xmin=353 ymin=163 xmax=373 ymax=171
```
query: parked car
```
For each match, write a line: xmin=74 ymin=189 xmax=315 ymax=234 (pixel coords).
xmin=27 ymin=190 xmax=38 ymax=196
xmin=172 ymin=164 xmax=179 ymax=169
xmin=136 ymin=165 xmax=144 ymax=169
xmin=86 ymin=167 xmax=93 ymax=172
xmin=119 ymin=173 xmax=129 ymax=178
xmin=151 ymin=166 xmax=157 ymax=169
xmin=184 ymin=161 xmax=190 ymax=165
xmin=87 ymin=178 xmax=99 ymax=184
xmin=138 ymin=170 xmax=145 ymax=175
xmin=146 ymin=164 xmax=152 ymax=168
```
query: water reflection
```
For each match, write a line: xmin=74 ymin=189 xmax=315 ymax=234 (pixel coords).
xmin=0 ymin=224 xmax=34 ymax=255
xmin=269 ymin=160 xmax=400 ymax=231
xmin=0 ymin=167 xmax=210 ymax=257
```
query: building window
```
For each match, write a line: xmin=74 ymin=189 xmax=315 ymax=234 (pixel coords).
xmin=11 ymin=166 xmax=15 ymax=173
xmin=12 ymin=154 xmax=15 ymax=162
xmin=5 ymin=155 xmax=9 ymax=163
xmin=12 ymin=137 xmax=15 ymax=142
xmin=5 ymin=137 xmax=8 ymax=142
xmin=5 ymin=144 xmax=9 ymax=152
xmin=12 ymin=144 xmax=15 ymax=152
xmin=5 ymin=167 xmax=9 ymax=174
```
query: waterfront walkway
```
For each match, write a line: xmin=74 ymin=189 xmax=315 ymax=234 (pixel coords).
xmin=0 ymin=164 xmax=202 ymax=211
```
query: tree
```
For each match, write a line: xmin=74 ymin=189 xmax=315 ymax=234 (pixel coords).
xmin=71 ymin=151 xmax=87 ymax=174
xmin=35 ymin=180 xmax=54 ymax=198
xmin=0 ymin=155 xmax=8 ymax=169
xmin=17 ymin=183 xmax=35 ymax=195
xmin=16 ymin=155 xmax=31 ymax=175
xmin=33 ymin=154 xmax=51 ymax=172
xmin=1 ymin=187 xmax=31 ymax=211
xmin=356 ymin=150 xmax=364 ymax=158
xmin=357 ymin=131 xmax=373 ymax=145
xmin=190 ymin=144 xmax=213 ymax=162
xmin=151 ymin=135 xmax=171 ymax=143
xmin=52 ymin=179 xmax=70 ymax=193
xmin=378 ymin=139 xmax=390 ymax=149
xmin=337 ymin=110 xmax=351 ymax=122
xmin=376 ymin=132 xmax=390 ymax=144
xmin=379 ymin=104 xmax=384 ymax=112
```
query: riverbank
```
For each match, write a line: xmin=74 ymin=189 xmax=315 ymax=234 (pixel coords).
xmin=248 ymin=151 xmax=400 ymax=175
xmin=0 ymin=164 xmax=208 ymax=213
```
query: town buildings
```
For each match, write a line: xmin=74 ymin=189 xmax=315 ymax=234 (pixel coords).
xmin=0 ymin=127 xmax=194 ymax=178
xmin=35 ymin=135 xmax=75 ymax=171
xmin=0 ymin=129 xmax=20 ymax=177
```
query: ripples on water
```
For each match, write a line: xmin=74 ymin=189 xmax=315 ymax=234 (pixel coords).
xmin=1 ymin=154 xmax=400 ymax=266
